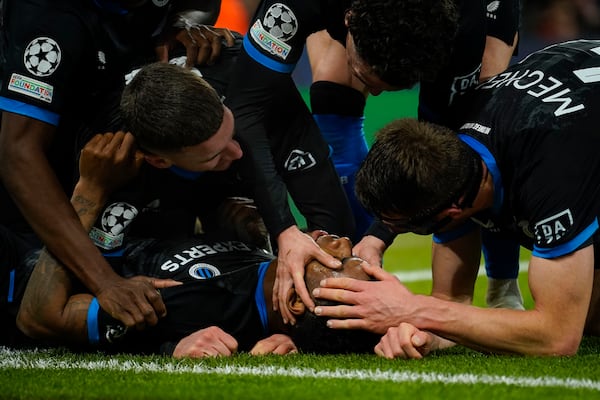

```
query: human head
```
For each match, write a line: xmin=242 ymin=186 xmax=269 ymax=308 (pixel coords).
xmin=346 ymin=0 xmax=459 ymax=95
xmin=355 ymin=118 xmax=483 ymax=235
xmin=288 ymin=233 xmax=380 ymax=354
xmin=120 ymin=62 xmax=242 ymax=172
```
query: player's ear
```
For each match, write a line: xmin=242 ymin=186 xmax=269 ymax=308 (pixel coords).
xmin=286 ymin=287 xmax=306 ymax=316
xmin=143 ymin=153 xmax=172 ymax=169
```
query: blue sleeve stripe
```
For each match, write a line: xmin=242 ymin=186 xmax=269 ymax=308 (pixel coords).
xmin=101 ymin=249 xmax=125 ymax=258
xmin=458 ymin=134 xmax=504 ymax=213
xmin=87 ymin=297 xmax=100 ymax=345
xmin=433 ymin=220 xmax=478 ymax=244
xmin=255 ymin=261 xmax=271 ymax=335
xmin=7 ymin=269 xmax=15 ymax=303
xmin=243 ymin=35 xmax=295 ymax=74
xmin=533 ymin=218 xmax=598 ymax=258
xmin=0 ymin=96 xmax=60 ymax=126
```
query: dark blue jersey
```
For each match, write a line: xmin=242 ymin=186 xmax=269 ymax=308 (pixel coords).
xmin=444 ymin=40 xmax=600 ymax=259
xmin=89 ymin=236 xmax=276 ymax=354
xmin=224 ymin=0 xmax=355 ymax=239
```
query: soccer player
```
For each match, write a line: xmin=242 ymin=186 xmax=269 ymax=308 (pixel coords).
xmin=313 ymin=40 xmax=600 ymax=357
xmin=307 ymin=0 xmax=523 ymax=310
xmin=13 ymin=132 xmax=378 ymax=356
xmin=90 ymin=60 xmax=248 ymax=256
xmin=225 ymin=0 xmax=460 ymax=326
xmin=0 ymin=0 xmax=235 ymax=332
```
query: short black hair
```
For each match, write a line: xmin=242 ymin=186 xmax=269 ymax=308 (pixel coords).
xmin=290 ymin=299 xmax=380 ymax=354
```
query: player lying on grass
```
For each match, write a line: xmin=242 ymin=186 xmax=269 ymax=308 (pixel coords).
xmin=15 ymin=132 xmax=379 ymax=357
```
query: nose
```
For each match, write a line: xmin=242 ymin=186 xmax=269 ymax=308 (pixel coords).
xmin=225 ymin=139 xmax=243 ymax=161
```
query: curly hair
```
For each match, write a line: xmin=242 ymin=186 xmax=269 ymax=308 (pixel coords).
xmin=347 ymin=0 xmax=459 ymax=88
xmin=355 ymin=118 xmax=476 ymax=219
xmin=120 ymin=62 xmax=224 ymax=153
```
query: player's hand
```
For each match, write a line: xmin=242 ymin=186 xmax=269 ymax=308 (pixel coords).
xmin=352 ymin=235 xmax=387 ymax=267
xmin=78 ymin=131 xmax=143 ymax=201
xmin=273 ymin=226 xmax=342 ymax=325
xmin=250 ymin=334 xmax=298 ymax=355
xmin=156 ymin=13 xmax=235 ymax=67
xmin=313 ymin=262 xmax=411 ymax=334
xmin=374 ymin=323 xmax=438 ymax=359
xmin=95 ymin=275 xmax=170 ymax=331
xmin=217 ymin=197 xmax=270 ymax=250
xmin=173 ymin=326 xmax=239 ymax=358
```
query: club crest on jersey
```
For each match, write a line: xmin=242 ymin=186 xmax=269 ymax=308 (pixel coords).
xmin=486 ymin=1 xmax=500 ymax=19
xmin=189 ymin=263 xmax=221 ymax=280
xmin=24 ymin=37 xmax=61 ymax=77
xmin=534 ymin=209 xmax=573 ymax=245
xmin=284 ymin=149 xmax=316 ymax=171
xmin=7 ymin=73 xmax=53 ymax=103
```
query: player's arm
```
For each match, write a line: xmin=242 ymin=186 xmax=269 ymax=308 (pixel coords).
xmin=480 ymin=0 xmax=519 ymax=81
xmin=17 ymin=132 xmax=167 ymax=341
xmin=430 ymin=227 xmax=482 ymax=304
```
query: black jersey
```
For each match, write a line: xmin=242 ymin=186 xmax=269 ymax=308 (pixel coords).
xmin=0 ymin=0 xmax=173 ymax=230
xmin=89 ymin=163 xmax=251 ymax=254
xmin=418 ymin=0 xmax=520 ymax=125
xmin=224 ymin=0 xmax=355 ymax=239
xmin=443 ymin=40 xmax=600 ymax=259
xmin=88 ymin=236 xmax=275 ymax=354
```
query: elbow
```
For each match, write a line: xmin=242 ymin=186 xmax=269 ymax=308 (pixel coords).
xmin=16 ymin=307 xmax=59 ymax=341
xmin=538 ymin=332 xmax=582 ymax=357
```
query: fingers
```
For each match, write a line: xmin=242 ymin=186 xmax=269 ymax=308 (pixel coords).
xmin=293 ymin=272 xmax=314 ymax=312
xmin=151 ymin=278 xmax=182 ymax=289
xmin=374 ymin=325 xmax=428 ymax=359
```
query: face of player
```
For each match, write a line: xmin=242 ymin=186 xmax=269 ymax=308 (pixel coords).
xmin=303 ymin=234 xmax=370 ymax=299
xmin=162 ymin=106 xmax=242 ymax=172
xmin=344 ymin=32 xmax=403 ymax=96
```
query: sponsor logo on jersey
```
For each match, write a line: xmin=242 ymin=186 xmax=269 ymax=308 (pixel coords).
xmin=89 ymin=226 xmax=124 ymax=250
xmin=460 ymin=122 xmax=491 ymax=135
xmin=534 ymin=209 xmax=573 ymax=245
xmin=449 ymin=65 xmax=481 ymax=105
xmin=160 ymin=241 xmax=253 ymax=272
xmin=486 ymin=1 xmax=500 ymax=19
xmin=104 ymin=324 xmax=128 ymax=343
xmin=7 ymin=73 xmax=53 ymax=103
xmin=152 ymin=0 xmax=170 ymax=7
xmin=284 ymin=149 xmax=316 ymax=171
xmin=188 ymin=263 xmax=221 ymax=279
xmin=24 ymin=37 xmax=61 ymax=77
xmin=478 ymin=69 xmax=585 ymax=117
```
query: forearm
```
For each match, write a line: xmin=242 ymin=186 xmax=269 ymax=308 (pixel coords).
xmin=412 ymin=296 xmax=562 ymax=355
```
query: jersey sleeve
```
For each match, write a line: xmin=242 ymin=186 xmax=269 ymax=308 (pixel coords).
xmin=0 ymin=3 xmax=90 ymax=125
xmin=486 ymin=0 xmax=520 ymax=47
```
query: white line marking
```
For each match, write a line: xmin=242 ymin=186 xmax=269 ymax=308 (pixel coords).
xmin=1 ymin=347 xmax=598 ymax=391
xmin=394 ymin=261 xmax=529 ymax=282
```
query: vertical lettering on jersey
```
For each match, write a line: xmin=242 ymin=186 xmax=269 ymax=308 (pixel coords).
xmin=249 ymin=3 xmax=298 ymax=60
xmin=534 ymin=209 xmax=573 ymax=246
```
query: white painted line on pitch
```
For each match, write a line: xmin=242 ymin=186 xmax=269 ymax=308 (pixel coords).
xmin=1 ymin=347 xmax=598 ymax=391
xmin=394 ymin=261 xmax=530 ymax=282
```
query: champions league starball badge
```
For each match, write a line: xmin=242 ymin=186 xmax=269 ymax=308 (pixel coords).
xmin=24 ymin=37 xmax=61 ymax=77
